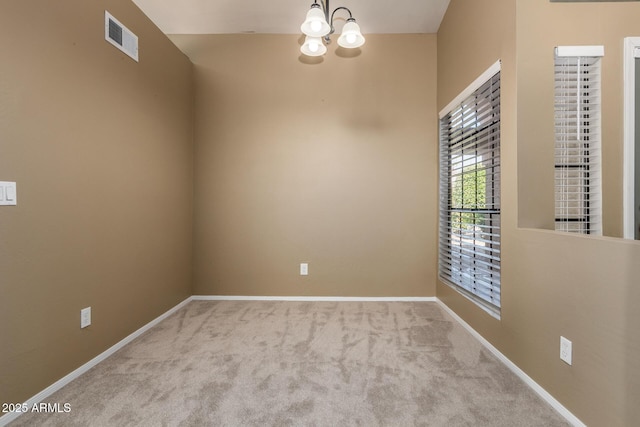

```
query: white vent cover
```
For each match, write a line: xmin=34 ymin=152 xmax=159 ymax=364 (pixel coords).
xmin=105 ymin=11 xmax=138 ymax=62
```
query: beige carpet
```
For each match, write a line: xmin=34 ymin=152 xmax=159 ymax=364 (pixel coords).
xmin=11 ymin=301 xmax=569 ymax=426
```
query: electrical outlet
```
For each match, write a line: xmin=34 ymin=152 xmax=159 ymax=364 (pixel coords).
xmin=81 ymin=307 xmax=91 ymax=329
xmin=300 ymin=263 xmax=308 ymax=276
xmin=560 ymin=336 xmax=572 ymax=365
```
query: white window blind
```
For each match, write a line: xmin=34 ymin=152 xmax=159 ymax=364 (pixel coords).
xmin=554 ymin=46 xmax=603 ymax=235
xmin=439 ymin=63 xmax=501 ymax=317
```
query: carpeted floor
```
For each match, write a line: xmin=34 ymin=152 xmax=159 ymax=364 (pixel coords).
xmin=10 ymin=301 xmax=569 ymax=426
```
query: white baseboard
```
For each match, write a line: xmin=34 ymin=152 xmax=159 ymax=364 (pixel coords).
xmin=191 ymin=295 xmax=437 ymax=302
xmin=435 ymin=299 xmax=585 ymax=427
xmin=0 ymin=296 xmax=193 ymax=427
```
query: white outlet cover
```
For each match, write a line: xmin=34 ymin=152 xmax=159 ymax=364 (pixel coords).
xmin=300 ymin=263 xmax=308 ymax=276
xmin=560 ymin=336 xmax=572 ymax=365
xmin=81 ymin=307 xmax=92 ymax=328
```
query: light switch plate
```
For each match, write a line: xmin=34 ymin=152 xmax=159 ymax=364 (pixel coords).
xmin=0 ymin=181 xmax=17 ymax=206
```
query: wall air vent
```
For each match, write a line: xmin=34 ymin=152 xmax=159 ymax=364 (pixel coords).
xmin=105 ymin=11 xmax=138 ymax=62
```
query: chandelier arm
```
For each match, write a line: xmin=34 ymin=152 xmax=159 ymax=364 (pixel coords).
xmin=330 ymin=6 xmax=353 ymax=24
xmin=324 ymin=6 xmax=353 ymax=41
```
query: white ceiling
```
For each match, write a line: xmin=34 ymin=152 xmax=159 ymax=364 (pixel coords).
xmin=131 ymin=0 xmax=451 ymax=35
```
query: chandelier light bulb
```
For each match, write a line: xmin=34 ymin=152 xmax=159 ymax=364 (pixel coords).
xmin=300 ymin=5 xmax=330 ymax=37
xmin=337 ymin=19 xmax=365 ymax=49
xmin=300 ymin=36 xmax=327 ymax=56
xmin=310 ymin=20 xmax=322 ymax=33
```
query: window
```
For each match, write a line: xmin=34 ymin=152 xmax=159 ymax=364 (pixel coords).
xmin=439 ymin=62 xmax=501 ymax=318
xmin=554 ymin=46 xmax=603 ymax=235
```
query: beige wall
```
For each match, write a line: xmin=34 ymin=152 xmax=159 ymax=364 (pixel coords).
xmin=171 ymin=34 xmax=438 ymax=298
xmin=438 ymin=1 xmax=640 ymax=425
xmin=0 ymin=0 xmax=194 ymax=405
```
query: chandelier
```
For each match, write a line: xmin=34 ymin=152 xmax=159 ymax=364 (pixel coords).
xmin=300 ymin=0 xmax=365 ymax=56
